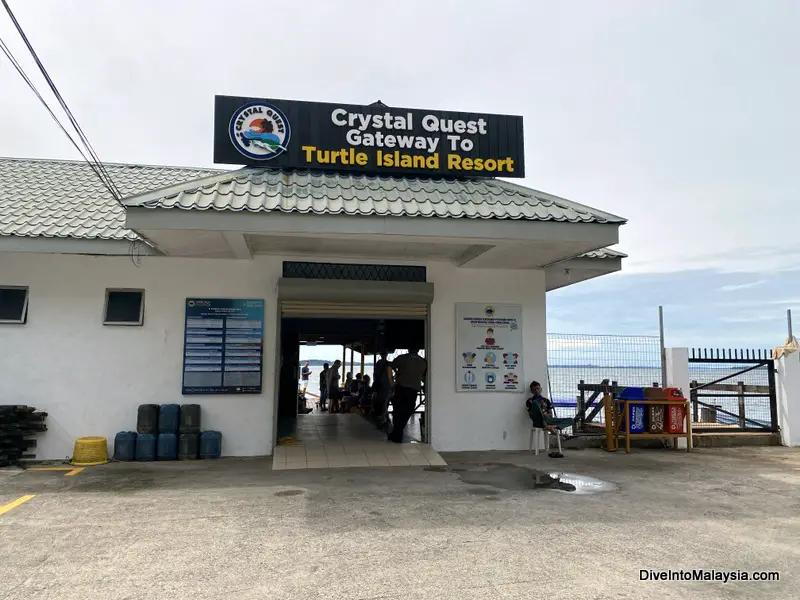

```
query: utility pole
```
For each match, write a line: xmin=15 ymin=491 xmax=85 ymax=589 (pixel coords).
xmin=659 ymin=306 xmax=667 ymax=387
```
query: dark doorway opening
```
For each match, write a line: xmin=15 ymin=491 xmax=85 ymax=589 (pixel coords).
xmin=276 ymin=316 xmax=427 ymax=445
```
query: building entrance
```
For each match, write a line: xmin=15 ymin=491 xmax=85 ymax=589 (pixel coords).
xmin=273 ymin=316 xmax=442 ymax=470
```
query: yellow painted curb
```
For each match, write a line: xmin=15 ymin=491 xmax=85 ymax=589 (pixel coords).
xmin=0 ymin=495 xmax=35 ymax=516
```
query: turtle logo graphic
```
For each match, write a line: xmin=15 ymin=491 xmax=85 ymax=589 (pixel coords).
xmin=229 ymin=101 xmax=291 ymax=160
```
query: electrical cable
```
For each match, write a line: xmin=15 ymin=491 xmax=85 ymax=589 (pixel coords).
xmin=1 ymin=0 xmax=123 ymax=203
xmin=0 ymin=35 xmax=119 ymax=200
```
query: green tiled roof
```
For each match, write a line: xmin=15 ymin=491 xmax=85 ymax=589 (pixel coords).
xmin=124 ymin=167 xmax=627 ymax=224
xmin=1 ymin=158 xmax=626 ymax=259
xmin=0 ymin=157 xmax=222 ymax=240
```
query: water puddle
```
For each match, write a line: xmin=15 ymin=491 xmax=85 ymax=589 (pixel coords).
xmin=542 ymin=472 xmax=617 ymax=495
xmin=425 ymin=463 xmax=616 ymax=495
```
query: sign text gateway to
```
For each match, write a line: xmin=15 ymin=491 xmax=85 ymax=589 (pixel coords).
xmin=213 ymin=95 xmax=525 ymax=178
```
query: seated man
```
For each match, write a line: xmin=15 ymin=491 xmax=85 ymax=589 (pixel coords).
xmin=343 ymin=375 xmax=371 ymax=413
xmin=526 ymin=380 xmax=572 ymax=457
xmin=527 ymin=381 xmax=554 ymax=418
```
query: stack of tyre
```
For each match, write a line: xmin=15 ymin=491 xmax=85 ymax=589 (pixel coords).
xmin=113 ymin=404 xmax=222 ymax=462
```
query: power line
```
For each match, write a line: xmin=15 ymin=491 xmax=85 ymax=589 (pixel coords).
xmin=1 ymin=0 xmax=123 ymax=203
xmin=0 ymin=36 xmax=119 ymax=200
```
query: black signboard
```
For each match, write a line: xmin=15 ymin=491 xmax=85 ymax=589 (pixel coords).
xmin=182 ymin=298 xmax=264 ymax=395
xmin=213 ymin=95 xmax=525 ymax=178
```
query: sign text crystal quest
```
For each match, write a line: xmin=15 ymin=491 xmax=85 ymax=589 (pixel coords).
xmin=214 ymin=95 xmax=525 ymax=178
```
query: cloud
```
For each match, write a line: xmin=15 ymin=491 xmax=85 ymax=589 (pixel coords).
xmin=719 ymin=314 xmax=785 ymax=324
xmin=621 ymin=246 xmax=800 ymax=276
xmin=718 ymin=280 xmax=768 ymax=292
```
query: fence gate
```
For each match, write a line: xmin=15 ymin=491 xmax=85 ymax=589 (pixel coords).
xmin=689 ymin=348 xmax=777 ymax=433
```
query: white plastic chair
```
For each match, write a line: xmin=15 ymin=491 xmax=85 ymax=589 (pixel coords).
xmin=529 ymin=427 xmax=563 ymax=456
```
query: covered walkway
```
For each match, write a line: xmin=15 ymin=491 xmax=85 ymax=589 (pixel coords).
xmin=273 ymin=413 xmax=444 ymax=470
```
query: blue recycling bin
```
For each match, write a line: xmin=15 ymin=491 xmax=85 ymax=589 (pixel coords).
xmin=618 ymin=388 xmax=646 ymax=433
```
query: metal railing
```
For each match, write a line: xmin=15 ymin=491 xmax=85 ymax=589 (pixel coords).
xmin=547 ymin=334 xmax=662 ymax=429
xmin=689 ymin=347 xmax=777 ymax=432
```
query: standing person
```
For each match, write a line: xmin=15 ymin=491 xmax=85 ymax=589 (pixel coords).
xmin=372 ymin=350 xmax=393 ymax=427
xmin=388 ymin=348 xmax=427 ymax=443
xmin=301 ymin=361 xmax=311 ymax=393
xmin=319 ymin=363 xmax=330 ymax=411
xmin=326 ymin=360 xmax=342 ymax=413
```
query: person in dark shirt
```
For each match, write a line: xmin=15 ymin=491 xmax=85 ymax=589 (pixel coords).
xmin=372 ymin=350 xmax=393 ymax=426
xmin=351 ymin=373 xmax=362 ymax=395
xmin=343 ymin=375 xmax=371 ymax=412
xmin=319 ymin=363 xmax=329 ymax=411
xmin=525 ymin=381 xmax=556 ymax=433
xmin=526 ymin=380 xmax=553 ymax=417
xmin=389 ymin=349 xmax=427 ymax=443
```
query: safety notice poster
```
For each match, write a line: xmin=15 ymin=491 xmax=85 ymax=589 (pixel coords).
xmin=456 ymin=303 xmax=522 ymax=392
xmin=182 ymin=298 xmax=264 ymax=395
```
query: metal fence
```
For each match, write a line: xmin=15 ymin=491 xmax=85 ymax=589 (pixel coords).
xmin=688 ymin=348 xmax=776 ymax=432
xmin=546 ymin=333 xmax=663 ymax=426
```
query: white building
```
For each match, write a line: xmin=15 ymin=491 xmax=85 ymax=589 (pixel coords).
xmin=0 ymin=157 xmax=626 ymax=459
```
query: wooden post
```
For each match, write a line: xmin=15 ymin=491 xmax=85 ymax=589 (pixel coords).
xmin=685 ymin=400 xmax=692 ymax=451
xmin=691 ymin=380 xmax=699 ymax=422
xmin=360 ymin=341 xmax=366 ymax=377
xmin=578 ymin=380 xmax=585 ymax=430
xmin=603 ymin=394 xmax=615 ymax=451
xmin=342 ymin=345 xmax=346 ymax=377
xmin=737 ymin=381 xmax=746 ymax=428
xmin=625 ymin=400 xmax=631 ymax=453
xmin=350 ymin=345 xmax=355 ymax=377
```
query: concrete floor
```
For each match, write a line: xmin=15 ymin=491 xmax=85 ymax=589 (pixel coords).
xmin=274 ymin=413 xmax=443 ymax=469
xmin=1 ymin=447 xmax=799 ymax=599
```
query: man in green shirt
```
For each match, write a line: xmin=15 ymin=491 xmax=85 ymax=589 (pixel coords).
xmin=389 ymin=349 xmax=427 ymax=443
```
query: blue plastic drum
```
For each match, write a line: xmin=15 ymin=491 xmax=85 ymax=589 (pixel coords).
xmin=157 ymin=433 xmax=178 ymax=460
xmin=114 ymin=431 xmax=137 ymax=461
xmin=199 ymin=431 xmax=222 ymax=459
xmin=135 ymin=433 xmax=157 ymax=461
xmin=158 ymin=404 xmax=180 ymax=434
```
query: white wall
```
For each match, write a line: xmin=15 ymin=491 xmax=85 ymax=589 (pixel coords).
xmin=776 ymin=352 xmax=800 ymax=446
xmin=0 ymin=252 xmax=282 ymax=459
xmin=0 ymin=251 xmax=548 ymax=458
xmin=665 ymin=348 xmax=691 ymax=449
xmin=428 ymin=263 xmax=547 ymax=452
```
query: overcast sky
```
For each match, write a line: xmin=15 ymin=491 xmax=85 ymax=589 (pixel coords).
xmin=1 ymin=0 xmax=798 ymax=351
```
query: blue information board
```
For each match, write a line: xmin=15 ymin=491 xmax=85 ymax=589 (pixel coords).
xmin=182 ymin=298 xmax=264 ymax=395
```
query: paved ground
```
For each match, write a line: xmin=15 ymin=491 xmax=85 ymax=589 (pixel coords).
xmin=274 ymin=413 xmax=443 ymax=469
xmin=1 ymin=447 xmax=799 ymax=600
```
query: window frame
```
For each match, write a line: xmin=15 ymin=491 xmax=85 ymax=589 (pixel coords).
xmin=102 ymin=288 xmax=145 ymax=326
xmin=0 ymin=285 xmax=29 ymax=325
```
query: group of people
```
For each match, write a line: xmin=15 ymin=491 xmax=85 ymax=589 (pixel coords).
xmin=306 ymin=355 xmax=564 ymax=450
xmin=316 ymin=349 xmax=427 ymax=444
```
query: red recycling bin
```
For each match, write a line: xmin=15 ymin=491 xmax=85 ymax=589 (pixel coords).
xmin=665 ymin=404 xmax=686 ymax=433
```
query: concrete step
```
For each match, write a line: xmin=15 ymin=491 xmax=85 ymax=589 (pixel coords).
xmin=692 ymin=432 xmax=780 ymax=448
xmin=563 ymin=431 xmax=780 ymax=449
